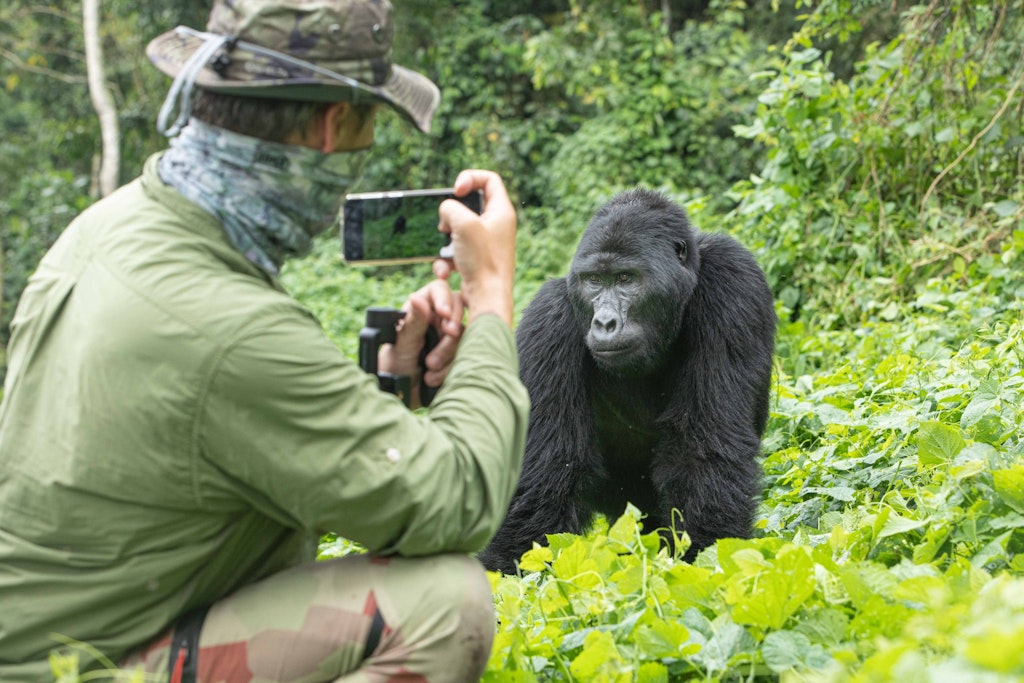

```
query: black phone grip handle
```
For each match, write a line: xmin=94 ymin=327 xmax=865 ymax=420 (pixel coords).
xmin=359 ymin=307 xmax=441 ymax=408
xmin=418 ymin=325 xmax=440 ymax=408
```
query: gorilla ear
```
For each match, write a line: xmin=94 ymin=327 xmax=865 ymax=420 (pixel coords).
xmin=675 ymin=241 xmax=688 ymax=264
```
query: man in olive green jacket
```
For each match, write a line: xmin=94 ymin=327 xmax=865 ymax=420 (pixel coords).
xmin=0 ymin=1 xmax=529 ymax=681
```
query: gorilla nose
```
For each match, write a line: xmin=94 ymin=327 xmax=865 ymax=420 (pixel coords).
xmin=591 ymin=315 xmax=619 ymax=340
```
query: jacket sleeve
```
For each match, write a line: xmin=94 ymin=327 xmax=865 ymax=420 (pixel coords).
xmin=196 ymin=309 xmax=530 ymax=556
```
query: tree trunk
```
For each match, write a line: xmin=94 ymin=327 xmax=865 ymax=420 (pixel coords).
xmin=83 ymin=0 xmax=120 ymax=197
xmin=1 ymin=231 xmax=5 ymax=341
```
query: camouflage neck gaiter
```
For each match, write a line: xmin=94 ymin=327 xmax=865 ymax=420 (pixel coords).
xmin=158 ymin=118 xmax=368 ymax=276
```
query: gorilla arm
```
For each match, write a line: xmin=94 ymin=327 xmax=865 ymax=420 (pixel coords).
xmin=652 ymin=233 xmax=776 ymax=559
xmin=477 ymin=278 xmax=600 ymax=573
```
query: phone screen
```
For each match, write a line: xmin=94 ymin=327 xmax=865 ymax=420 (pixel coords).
xmin=342 ymin=189 xmax=483 ymax=264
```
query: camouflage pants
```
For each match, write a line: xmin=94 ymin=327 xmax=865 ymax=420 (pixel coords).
xmin=119 ymin=553 xmax=495 ymax=683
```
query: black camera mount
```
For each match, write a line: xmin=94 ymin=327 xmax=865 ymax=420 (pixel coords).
xmin=358 ymin=306 xmax=439 ymax=408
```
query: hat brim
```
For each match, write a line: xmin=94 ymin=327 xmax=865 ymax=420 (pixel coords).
xmin=146 ymin=28 xmax=440 ymax=134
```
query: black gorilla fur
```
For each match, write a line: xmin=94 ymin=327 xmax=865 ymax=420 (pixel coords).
xmin=479 ymin=189 xmax=776 ymax=574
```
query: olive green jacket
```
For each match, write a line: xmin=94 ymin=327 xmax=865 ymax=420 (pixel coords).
xmin=0 ymin=155 xmax=529 ymax=680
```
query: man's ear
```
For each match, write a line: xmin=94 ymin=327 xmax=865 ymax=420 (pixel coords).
xmin=320 ymin=102 xmax=351 ymax=154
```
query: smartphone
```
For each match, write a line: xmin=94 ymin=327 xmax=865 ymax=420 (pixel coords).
xmin=342 ymin=188 xmax=483 ymax=264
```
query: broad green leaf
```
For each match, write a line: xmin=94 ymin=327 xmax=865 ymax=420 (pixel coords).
xmin=847 ymin=594 xmax=913 ymax=639
xmin=945 ymin=558 xmax=993 ymax=596
xmin=917 ymin=421 xmax=965 ymax=467
xmin=727 ymin=546 xmax=816 ymax=630
xmin=729 ymin=547 xmax=772 ymax=575
xmin=518 ymin=545 xmax=553 ymax=572
xmin=761 ymin=630 xmax=813 ymax=673
xmin=963 ymin=625 xmax=1024 ymax=672
xmin=992 ymin=200 xmax=1020 ymax=218
xmin=840 ymin=562 xmax=899 ymax=607
xmin=717 ymin=537 xmax=784 ymax=573
xmin=970 ymin=530 xmax=1012 ymax=569
xmin=696 ymin=619 xmax=756 ymax=673
xmin=970 ymin=413 xmax=1006 ymax=445
xmin=990 ymin=512 xmax=1024 ymax=530
xmin=803 ymin=485 xmax=857 ymax=501
xmin=877 ymin=513 xmax=928 ymax=539
xmin=892 ymin=575 xmax=951 ymax=607
xmin=632 ymin=617 xmax=691 ymax=658
xmin=794 ymin=607 xmax=848 ymax=646
xmin=993 ymin=466 xmax=1024 ymax=513
xmin=913 ymin=521 xmax=952 ymax=564
xmin=961 ymin=379 xmax=1000 ymax=428
xmin=551 ymin=540 xmax=601 ymax=588
xmin=569 ymin=631 xmax=626 ymax=681
xmin=666 ymin=564 xmax=720 ymax=609
xmin=539 ymin=579 xmax=569 ymax=615
xmin=607 ymin=505 xmax=642 ymax=546
xmin=903 ymin=121 xmax=926 ymax=138
xmin=635 ymin=662 xmax=669 ymax=683
xmin=609 ymin=562 xmax=644 ymax=595
xmin=547 ymin=532 xmax=583 ymax=552
xmin=681 ymin=607 xmax=714 ymax=639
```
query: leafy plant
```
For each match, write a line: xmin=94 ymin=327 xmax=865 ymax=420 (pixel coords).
xmin=726 ymin=0 xmax=1024 ymax=328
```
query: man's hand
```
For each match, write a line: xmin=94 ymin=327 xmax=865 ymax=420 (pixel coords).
xmin=379 ymin=170 xmax=515 ymax=408
xmin=435 ymin=170 xmax=517 ymax=327
xmin=378 ymin=278 xmax=465 ymax=407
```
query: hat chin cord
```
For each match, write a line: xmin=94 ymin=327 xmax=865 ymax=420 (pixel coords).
xmin=156 ymin=26 xmax=376 ymax=138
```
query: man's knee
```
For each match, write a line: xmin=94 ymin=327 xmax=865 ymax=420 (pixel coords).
xmin=371 ymin=553 xmax=494 ymax=634
xmin=359 ymin=553 xmax=495 ymax=680
xmin=418 ymin=553 xmax=494 ymax=617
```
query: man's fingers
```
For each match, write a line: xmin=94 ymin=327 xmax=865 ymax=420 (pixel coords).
xmin=423 ymin=333 xmax=459 ymax=383
xmin=422 ymin=279 xmax=454 ymax=322
xmin=453 ymin=169 xmax=513 ymax=218
xmin=401 ymin=290 xmax=432 ymax=336
xmin=433 ymin=258 xmax=453 ymax=280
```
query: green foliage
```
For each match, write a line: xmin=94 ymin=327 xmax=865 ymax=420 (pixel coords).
xmin=485 ymin=506 xmax=1024 ymax=681
xmin=521 ymin=0 xmax=770 ymax=263
xmin=484 ymin=287 xmax=1024 ymax=680
xmin=0 ymin=0 xmax=206 ymax=359
xmin=727 ymin=0 xmax=1024 ymax=327
xmin=1 ymin=170 xmax=91 ymax=348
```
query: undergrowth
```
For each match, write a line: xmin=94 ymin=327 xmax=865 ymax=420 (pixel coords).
xmin=473 ymin=273 xmax=1024 ymax=682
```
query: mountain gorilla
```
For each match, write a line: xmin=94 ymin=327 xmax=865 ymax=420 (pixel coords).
xmin=479 ymin=188 xmax=776 ymax=574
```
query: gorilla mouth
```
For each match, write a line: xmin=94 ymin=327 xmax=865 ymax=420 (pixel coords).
xmin=591 ymin=346 xmax=629 ymax=358
xmin=590 ymin=346 xmax=635 ymax=370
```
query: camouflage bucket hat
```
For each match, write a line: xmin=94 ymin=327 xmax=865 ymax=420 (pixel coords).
xmin=147 ymin=0 xmax=440 ymax=135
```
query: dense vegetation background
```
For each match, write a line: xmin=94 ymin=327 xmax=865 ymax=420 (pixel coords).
xmin=2 ymin=0 xmax=1023 ymax=680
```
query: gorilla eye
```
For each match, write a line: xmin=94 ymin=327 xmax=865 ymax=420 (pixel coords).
xmin=616 ymin=272 xmax=633 ymax=284
xmin=676 ymin=241 xmax=688 ymax=263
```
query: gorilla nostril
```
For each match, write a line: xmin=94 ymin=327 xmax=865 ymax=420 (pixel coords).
xmin=593 ymin=317 xmax=617 ymax=335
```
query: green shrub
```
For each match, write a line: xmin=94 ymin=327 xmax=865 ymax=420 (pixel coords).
xmin=728 ymin=0 xmax=1024 ymax=327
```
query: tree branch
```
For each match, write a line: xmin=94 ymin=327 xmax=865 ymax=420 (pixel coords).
xmin=83 ymin=0 xmax=120 ymax=196
xmin=0 ymin=46 xmax=86 ymax=84
xmin=920 ymin=43 xmax=1024 ymax=212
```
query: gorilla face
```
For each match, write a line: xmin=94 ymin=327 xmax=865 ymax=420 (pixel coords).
xmin=569 ymin=189 xmax=700 ymax=377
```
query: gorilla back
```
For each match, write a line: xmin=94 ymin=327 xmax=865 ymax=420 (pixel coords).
xmin=479 ymin=188 xmax=776 ymax=574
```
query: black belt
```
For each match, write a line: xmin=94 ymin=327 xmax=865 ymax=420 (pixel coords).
xmin=363 ymin=607 xmax=386 ymax=660
xmin=167 ymin=606 xmax=209 ymax=683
